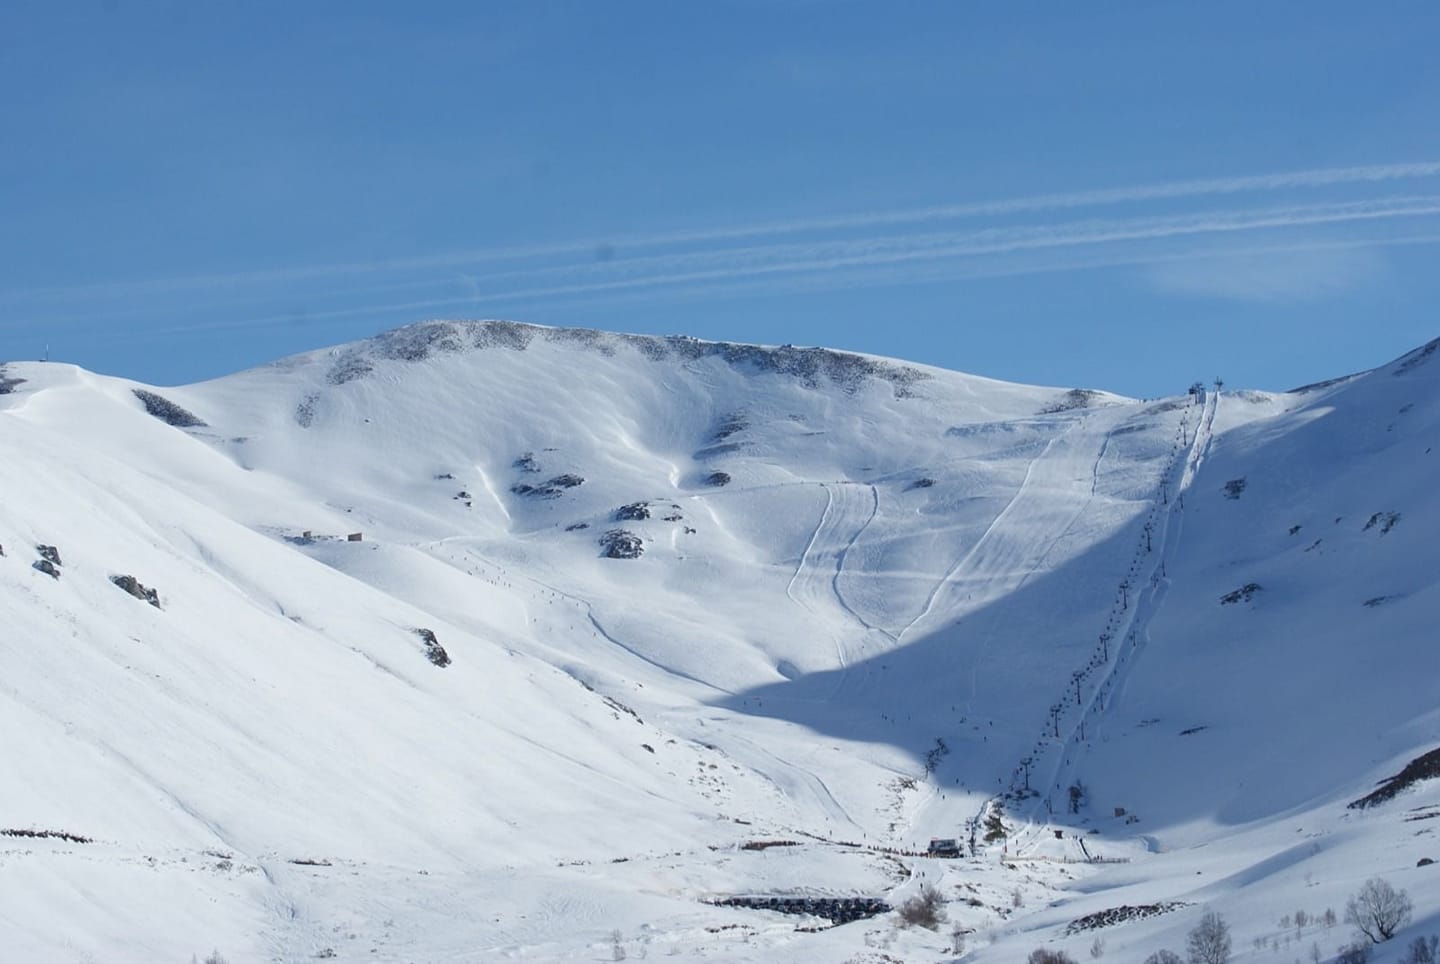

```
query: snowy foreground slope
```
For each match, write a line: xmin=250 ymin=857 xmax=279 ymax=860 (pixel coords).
xmin=1 ymin=321 xmax=1437 ymax=963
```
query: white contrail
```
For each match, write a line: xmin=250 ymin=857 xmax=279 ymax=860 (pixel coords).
xmin=119 ymin=195 xmax=1440 ymax=338
xmin=462 ymin=195 xmax=1440 ymax=286
xmin=7 ymin=160 xmax=1440 ymax=303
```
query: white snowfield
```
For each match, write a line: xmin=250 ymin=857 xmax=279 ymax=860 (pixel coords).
xmin=0 ymin=321 xmax=1436 ymax=963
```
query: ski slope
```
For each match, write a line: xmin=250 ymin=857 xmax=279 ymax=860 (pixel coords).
xmin=1 ymin=322 xmax=1437 ymax=962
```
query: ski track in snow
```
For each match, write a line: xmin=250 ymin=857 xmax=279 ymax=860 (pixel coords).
xmin=783 ymin=481 xmax=892 ymax=683
xmin=896 ymin=418 xmax=1080 ymax=648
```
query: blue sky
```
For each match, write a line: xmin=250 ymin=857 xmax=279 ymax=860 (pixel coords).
xmin=2 ymin=1 xmax=1437 ymax=397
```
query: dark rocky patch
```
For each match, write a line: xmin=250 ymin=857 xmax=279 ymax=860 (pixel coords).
xmin=712 ymin=413 xmax=749 ymax=442
xmin=415 ymin=628 xmax=451 ymax=667
xmin=1363 ymin=511 xmax=1401 ymax=534
xmin=600 ymin=529 xmax=643 ymax=559
xmin=1394 ymin=337 xmax=1440 ymax=375
xmin=1364 ymin=596 xmax=1392 ymax=608
xmin=565 ymin=522 xmax=590 ymax=531
xmin=1219 ymin=583 xmax=1262 ymax=605
xmin=0 ymin=366 xmax=26 ymax=394
xmin=1041 ymin=388 xmax=1104 ymax=414
xmin=541 ymin=326 xmax=616 ymax=355
xmin=741 ymin=840 xmax=800 ymax=851
xmin=513 ymin=452 xmax=540 ymax=473
xmin=1063 ymin=902 xmax=1188 ymax=935
xmin=511 ymin=474 xmax=585 ymax=498
xmin=1179 ymin=725 xmax=1208 ymax=736
xmin=321 ymin=321 xmax=930 ymax=395
xmin=325 ymin=354 xmax=374 ymax=385
xmin=37 ymin=545 xmax=62 ymax=567
xmin=132 ymin=389 xmax=207 ymax=428
xmin=368 ymin=323 xmax=469 ymax=361
xmin=1222 ymin=478 xmax=1247 ymax=500
xmin=908 ymin=477 xmax=936 ymax=490
xmin=1 ymin=827 xmax=92 ymax=844
xmin=662 ymin=513 xmax=683 ymax=522
xmin=33 ymin=560 xmax=60 ymax=579
xmin=615 ymin=502 xmax=651 ymax=521
xmin=110 ymin=575 xmax=161 ymax=609
xmin=1349 ymin=747 xmax=1440 ymax=809
xmin=604 ymin=696 xmax=642 ymax=723
xmin=294 ymin=393 xmax=319 ymax=428
xmin=289 ymin=857 xmax=332 ymax=867
xmin=708 ymin=895 xmax=890 ymax=926
xmin=704 ymin=471 xmax=731 ymax=487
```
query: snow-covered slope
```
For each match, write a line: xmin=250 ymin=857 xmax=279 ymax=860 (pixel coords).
xmin=1 ymin=321 xmax=1436 ymax=962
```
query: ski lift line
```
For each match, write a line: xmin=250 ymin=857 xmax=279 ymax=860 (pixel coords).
xmin=1011 ymin=393 xmax=1216 ymax=831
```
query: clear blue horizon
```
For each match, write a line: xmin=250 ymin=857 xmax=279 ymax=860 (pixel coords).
xmin=2 ymin=1 xmax=1437 ymax=397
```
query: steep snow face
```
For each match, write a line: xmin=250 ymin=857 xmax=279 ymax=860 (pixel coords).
xmin=0 ymin=324 xmax=1437 ymax=963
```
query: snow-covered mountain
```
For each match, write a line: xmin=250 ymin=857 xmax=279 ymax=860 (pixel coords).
xmin=1 ymin=321 xmax=1437 ymax=963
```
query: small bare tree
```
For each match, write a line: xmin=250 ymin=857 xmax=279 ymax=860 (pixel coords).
xmin=898 ymin=882 xmax=947 ymax=931
xmin=950 ymin=924 xmax=967 ymax=955
xmin=610 ymin=928 xmax=626 ymax=961
xmin=1142 ymin=952 xmax=1182 ymax=964
xmin=1345 ymin=877 xmax=1413 ymax=943
xmin=1089 ymin=936 xmax=1106 ymax=958
xmin=1186 ymin=910 xmax=1231 ymax=964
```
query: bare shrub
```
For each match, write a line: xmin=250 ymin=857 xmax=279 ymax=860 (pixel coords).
xmin=1336 ymin=941 xmax=1371 ymax=964
xmin=1345 ymin=877 xmax=1413 ymax=943
xmin=1400 ymin=935 xmax=1440 ymax=964
xmin=1028 ymin=950 xmax=1078 ymax=964
xmin=1142 ymin=952 xmax=1182 ymax=964
xmin=898 ymin=883 xmax=946 ymax=930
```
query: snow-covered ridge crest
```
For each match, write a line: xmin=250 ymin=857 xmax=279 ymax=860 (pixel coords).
xmin=320 ymin=318 xmax=934 ymax=395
